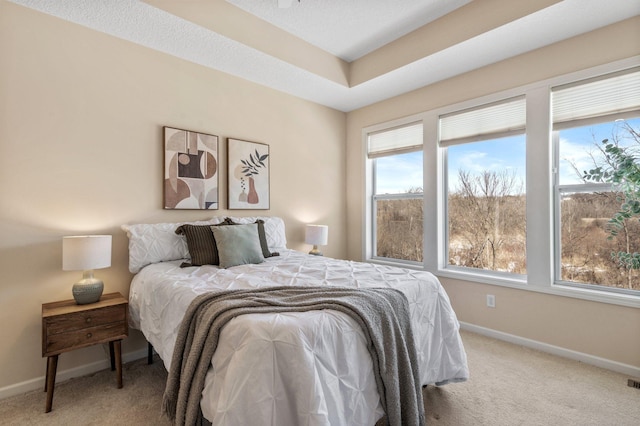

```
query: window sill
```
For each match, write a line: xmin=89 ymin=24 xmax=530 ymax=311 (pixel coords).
xmin=436 ymin=267 xmax=640 ymax=309
xmin=367 ymin=257 xmax=425 ymax=271
xmin=436 ymin=267 xmax=527 ymax=287
xmin=366 ymin=259 xmax=640 ymax=309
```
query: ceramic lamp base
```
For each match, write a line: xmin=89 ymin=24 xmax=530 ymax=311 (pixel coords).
xmin=309 ymin=246 xmax=323 ymax=256
xmin=72 ymin=271 xmax=104 ymax=304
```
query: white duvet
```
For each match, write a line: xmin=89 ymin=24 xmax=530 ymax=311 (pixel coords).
xmin=129 ymin=250 xmax=468 ymax=426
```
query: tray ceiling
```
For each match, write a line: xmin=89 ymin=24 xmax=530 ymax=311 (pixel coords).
xmin=8 ymin=0 xmax=640 ymax=112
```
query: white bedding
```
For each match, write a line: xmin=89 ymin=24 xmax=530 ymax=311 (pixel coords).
xmin=129 ymin=250 xmax=468 ymax=426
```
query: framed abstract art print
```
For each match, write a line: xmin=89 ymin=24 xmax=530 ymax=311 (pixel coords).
xmin=163 ymin=126 xmax=219 ymax=209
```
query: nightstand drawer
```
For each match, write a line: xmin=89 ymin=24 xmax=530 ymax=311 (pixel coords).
xmin=44 ymin=304 xmax=126 ymax=335
xmin=44 ymin=321 xmax=127 ymax=355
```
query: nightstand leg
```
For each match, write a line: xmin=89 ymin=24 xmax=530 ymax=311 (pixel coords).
xmin=114 ymin=340 xmax=123 ymax=388
xmin=109 ymin=341 xmax=115 ymax=371
xmin=45 ymin=355 xmax=58 ymax=413
xmin=44 ymin=358 xmax=49 ymax=392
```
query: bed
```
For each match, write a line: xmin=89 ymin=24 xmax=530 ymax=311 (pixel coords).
xmin=123 ymin=216 xmax=468 ymax=426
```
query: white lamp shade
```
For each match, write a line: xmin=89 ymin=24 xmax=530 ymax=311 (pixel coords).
xmin=305 ymin=225 xmax=328 ymax=246
xmin=63 ymin=235 xmax=112 ymax=271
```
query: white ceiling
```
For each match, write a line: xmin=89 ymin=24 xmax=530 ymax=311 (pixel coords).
xmin=226 ymin=0 xmax=473 ymax=62
xmin=8 ymin=0 xmax=640 ymax=112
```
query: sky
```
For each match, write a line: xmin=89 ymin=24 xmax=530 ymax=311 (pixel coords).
xmin=558 ymin=118 xmax=640 ymax=185
xmin=375 ymin=118 xmax=640 ymax=194
xmin=447 ymin=135 xmax=525 ymax=193
xmin=375 ymin=151 xmax=423 ymax=194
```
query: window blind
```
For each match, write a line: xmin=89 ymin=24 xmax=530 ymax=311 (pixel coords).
xmin=367 ymin=122 xmax=422 ymax=158
xmin=552 ymin=67 xmax=640 ymax=129
xmin=439 ymin=96 xmax=526 ymax=146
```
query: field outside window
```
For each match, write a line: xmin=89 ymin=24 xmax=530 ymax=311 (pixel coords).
xmin=446 ymin=135 xmax=527 ymax=275
xmin=556 ymin=118 xmax=640 ymax=293
xmin=373 ymin=151 xmax=423 ymax=262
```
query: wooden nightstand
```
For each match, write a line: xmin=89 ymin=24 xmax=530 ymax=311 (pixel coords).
xmin=42 ymin=292 xmax=128 ymax=413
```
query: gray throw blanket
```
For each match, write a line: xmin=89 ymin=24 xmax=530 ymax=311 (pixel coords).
xmin=162 ymin=286 xmax=425 ymax=426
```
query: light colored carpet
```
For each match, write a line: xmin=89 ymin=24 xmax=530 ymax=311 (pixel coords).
xmin=1 ymin=330 xmax=638 ymax=425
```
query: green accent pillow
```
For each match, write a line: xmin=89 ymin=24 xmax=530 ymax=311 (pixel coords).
xmin=225 ymin=218 xmax=279 ymax=258
xmin=210 ymin=223 xmax=265 ymax=268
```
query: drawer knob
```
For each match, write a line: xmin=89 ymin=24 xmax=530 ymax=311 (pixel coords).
xmin=86 ymin=332 xmax=92 ymax=339
xmin=86 ymin=317 xmax=92 ymax=324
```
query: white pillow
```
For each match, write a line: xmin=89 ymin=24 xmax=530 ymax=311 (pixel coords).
xmin=224 ymin=216 xmax=288 ymax=252
xmin=122 ymin=217 xmax=225 ymax=273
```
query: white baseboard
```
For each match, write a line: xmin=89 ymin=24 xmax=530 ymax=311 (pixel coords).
xmin=4 ymin=325 xmax=638 ymax=401
xmin=0 ymin=347 xmax=148 ymax=401
xmin=460 ymin=321 xmax=640 ymax=378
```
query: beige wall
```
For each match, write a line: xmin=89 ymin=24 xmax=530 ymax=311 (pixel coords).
xmin=346 ymin=17 xmax=640 ymax=368
xmin=0 ymin=2 xmax=346 ymax=391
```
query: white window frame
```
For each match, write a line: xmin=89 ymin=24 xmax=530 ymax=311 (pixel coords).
xmin=364 ymin=115 xmax=426 ymax=267
xmin=552 ymin=125 xmax=639 ymax=297
xmin=438 ymin=96 xmax=528 ymax=283
xmin=362 ymin=56 xmax=640 ymax=308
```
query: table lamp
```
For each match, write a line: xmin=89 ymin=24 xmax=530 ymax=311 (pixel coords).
xmin=305 ymin=224 xmax=328 ymax=256
xmin=63 ymin=235 xmax=112 ymax=304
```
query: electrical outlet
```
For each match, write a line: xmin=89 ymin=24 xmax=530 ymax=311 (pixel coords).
xmin=486 ymin=294 xmax=496 ymax=308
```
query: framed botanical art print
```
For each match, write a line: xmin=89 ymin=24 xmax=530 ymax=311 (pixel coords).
xmin=164 ymin=126 xmax=219 ymax=209
xmin=227 ymin=138 xmax=270 ymax=210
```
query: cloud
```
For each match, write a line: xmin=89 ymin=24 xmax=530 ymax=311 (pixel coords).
xmin=456 ymin=151 xmax=490 ymax=172
xmin=558 ymin=137 xmax=604 ymax=185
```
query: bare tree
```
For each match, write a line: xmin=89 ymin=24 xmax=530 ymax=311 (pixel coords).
xmin=449 ymin=170 xmax=526 ymax=273
xmin=376 ymin=188 xmax=423 ymax=262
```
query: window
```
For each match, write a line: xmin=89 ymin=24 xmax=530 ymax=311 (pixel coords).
xmin=552 ymin=68 xmax=640 ymax=293
xmin=440 ymin=97 xmax=527 ymax=277
xmin=363 ymin=59 xmax=640 ymax=306
xmin=368 ymin=123 xmax=423 ymax=263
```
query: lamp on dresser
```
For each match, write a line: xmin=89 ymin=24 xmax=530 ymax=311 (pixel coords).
xmin=305 ymin=224 xmax=328 ymax=256
xmin=62 ymin=235 xmax=112 ymax=304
